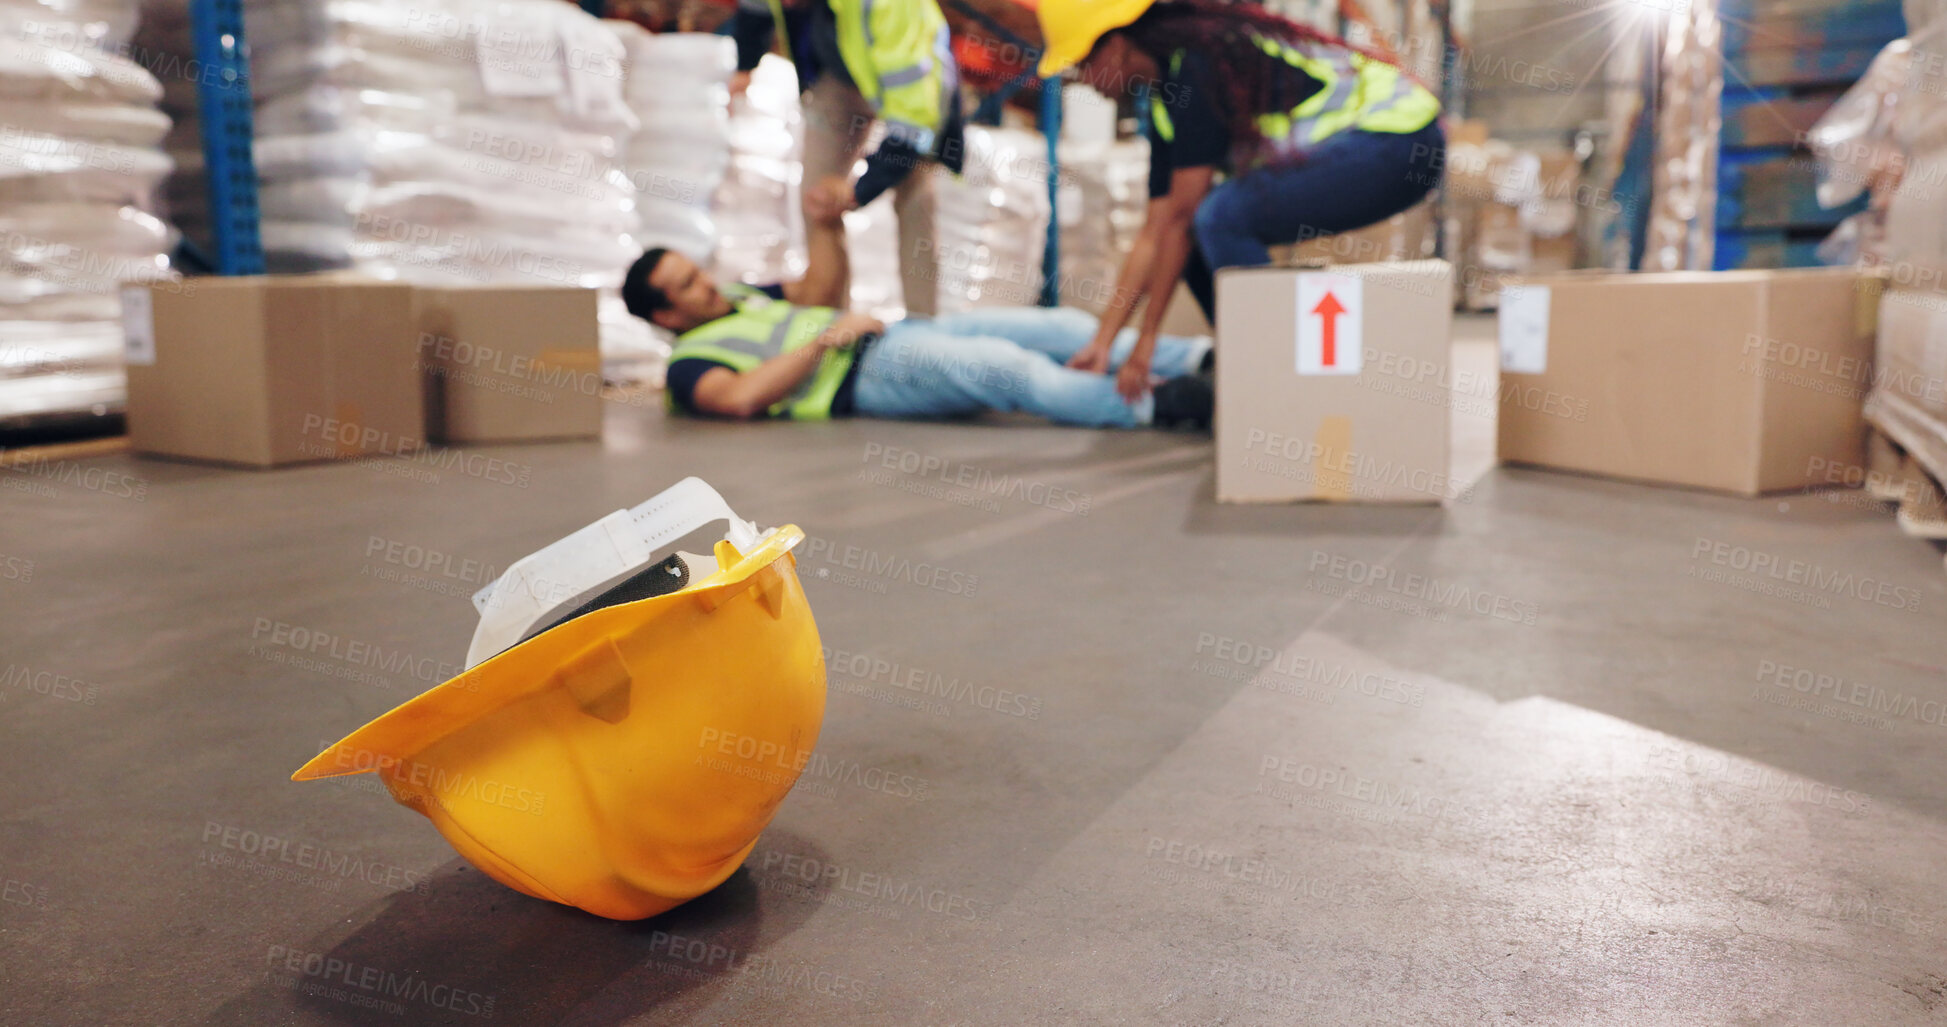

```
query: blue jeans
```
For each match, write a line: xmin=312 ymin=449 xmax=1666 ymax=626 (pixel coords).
xmin=1184 ymin=123 xmax=1445 ymax=318
xmin=851 ymin=307 xmax=1209 ymax=428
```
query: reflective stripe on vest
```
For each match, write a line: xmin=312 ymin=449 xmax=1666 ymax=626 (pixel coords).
xmin=1149 ymin=51 xmax=1183 ymax=143
xmin=669 ymin=287 xmax=856 ymax=420
xmin=1251 ymin=37 xmax=1439 ymax=146
xmin=1151 ymin=39 xmax=1438 ymax=151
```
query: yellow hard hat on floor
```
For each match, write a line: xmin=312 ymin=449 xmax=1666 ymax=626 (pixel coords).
xmin=1035 ymin=0 xmax=1157 ymax=77
xmin=293 ymin=478 xmax=826 ymax=921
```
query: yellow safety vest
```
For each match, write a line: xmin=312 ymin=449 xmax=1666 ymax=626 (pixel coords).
xmin=1151 ymin=37 xmax=1439 ymax=158
xmin=767 ymin=0 xmax=955 ymax=152
xmin=669 ymin=285 xmax=858 ymax=420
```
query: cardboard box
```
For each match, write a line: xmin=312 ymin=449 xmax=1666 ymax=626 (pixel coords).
xmin=1216 ymin=260 xmax=1456 ymax=503
xmin=1447 ymin=119 xmax=1491 ymax=149
xmin=123 ymin=276 xmax=422 ymax=467
xmin=1721 ymin=0 xmax=1903 ymax=51
xmin=1730 ymin=41 xmax=1882 ymax=87
xmin=1718 ymin=155 xmax=1852 ymax=229
xmin=1456 ymin=148 xmax=1581 ymax=309
xmin=1497 ymin=268 xmax=1883 ymax=495
xmin=1721 ymin=90 xmax=1841 ymax=148
xmin=414 ymin=285 xmax=603 ymax=443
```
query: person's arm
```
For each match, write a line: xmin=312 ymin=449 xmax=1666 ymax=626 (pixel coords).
xmin=1067 ymin=165 xmax=1213 ymax=383
xmin=1071 ymin=97 xmax=1200 ymax=375
xmin=1067 ymin=199 xmax=1168 ymax=373
xmin=689 ymin=312 xmax=883 ymax=418
xmin=851 ymin=136 xmax=923 ymax=209
xmin=783 ymin=189 xmax=852 ymax=308
xmin=1115 ymin=165 xmax=1213 ymax=400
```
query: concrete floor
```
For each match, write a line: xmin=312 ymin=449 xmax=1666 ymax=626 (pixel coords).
xmin=4 ymin=319 xmax=1947 ymax=1025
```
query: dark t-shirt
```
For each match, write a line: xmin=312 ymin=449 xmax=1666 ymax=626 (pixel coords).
xmin=1145 ymin=47 xmax=1326 ymax=199
xmin=664 ymin=283 xmax=871 ymax=418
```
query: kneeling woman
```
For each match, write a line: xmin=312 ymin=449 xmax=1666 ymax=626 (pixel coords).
xmin=1038 ymin=0 xmax=1444 ymax=399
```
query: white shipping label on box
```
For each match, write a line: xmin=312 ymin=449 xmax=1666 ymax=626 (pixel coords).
xmin=1296 ymin=274 xmax=1363 ymax=375
xmin=1499 ymin=285 xmax=1550 ymax=374
xmin=121 ymin=286 xmax=154 ymax=366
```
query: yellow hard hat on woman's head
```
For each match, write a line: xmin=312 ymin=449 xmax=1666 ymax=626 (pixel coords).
xmin=1035 ymin=0 xmax=1158 ymax=77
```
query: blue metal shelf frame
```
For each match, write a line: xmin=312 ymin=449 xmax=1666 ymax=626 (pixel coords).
xmin=189 ymin=0 xmax=263 ymax=275
xmin=1708 ymin=0 xmax=1902 ymax=270
xmin=1038 ymin=81 xmax=1061 ymax=307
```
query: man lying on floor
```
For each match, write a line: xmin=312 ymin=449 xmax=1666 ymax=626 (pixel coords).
xmin=621 ymin=245 xmax=1214 ymax=429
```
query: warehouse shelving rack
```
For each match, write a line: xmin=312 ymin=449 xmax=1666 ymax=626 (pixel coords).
xmin=194 ymin=0 xmax=1064 ymax=300
xmin=1711 ymin=0 xmax=1905 ymax=269
xmin=188 ymin=0 xmax=263 ymax=275
xmin=186 ymin=0 xmax=602 ymax=276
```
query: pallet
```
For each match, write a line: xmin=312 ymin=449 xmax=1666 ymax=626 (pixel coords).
xmin=0 ymin=434 xmax=128 ymax=468
xmin=1861 ymin=424 xmax=1947 ymax=579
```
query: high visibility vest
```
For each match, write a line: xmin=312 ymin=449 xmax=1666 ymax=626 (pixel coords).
xmin=1150 ymin=37 xmax=1439 ymax=157
xmin=828 ymin=0 xmax=955 ymax=152
xmin=668 ymin=285 xmax=858 ymax=420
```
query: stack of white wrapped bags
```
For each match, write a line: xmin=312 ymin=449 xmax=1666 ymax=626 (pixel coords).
xmin=138 ymin=0 xmax=647 ymax=364
xmin=0 ymin=0 xmax=171 ymax=426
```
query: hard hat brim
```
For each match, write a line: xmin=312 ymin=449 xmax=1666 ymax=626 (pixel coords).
xmin=292 ymin=525 xmax=810 ymax=782
xmin=1037 ymin=45 xmax=1083 ymax=79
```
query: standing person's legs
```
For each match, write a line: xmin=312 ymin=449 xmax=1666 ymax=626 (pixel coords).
xmin=801 ymin=78 xmax=874 ymax=301
xmin=928 ymin=306 xmax=1208 ymax=377
xmin=852 ymin=321 xmax=1153 ymax=427
xmin=1192 ymin=123 xmax=1447 ymax=272
xmin=893 ymin=164 xmax=939 ymax=317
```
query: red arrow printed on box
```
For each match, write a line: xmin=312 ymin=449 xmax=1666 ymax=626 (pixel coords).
xmin=1311 ymin=291 xmax=1348 ymax=368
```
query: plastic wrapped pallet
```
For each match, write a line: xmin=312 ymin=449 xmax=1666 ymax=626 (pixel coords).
xmin=1865 ymin=290 xmax=1947 ymax=482
xmin=136 ymin=1 xmax=646 ymax=377
xmin=1643 ymin=0 xmax=1723 ymax=271
xmin=0 ymin=2 xmax=174 ymax=427
xmin=251 ymin=1 xmax=639 ymax=285
xmin=835 ymin=126 xmax=1052 ymax=317
xmin=1056 ymin=137 xmax=1147 ymax=315
xmin=607 ymin=50 xmax=799 ymax=382
xmin=1864 ymin=20 xmax=1947 ymax=521
xmin=1463 ymin=147 xmax=1580 ymax=309
xmin=613 ymin=26 xmax=729 ymax=263
xmin=713 ymin=53 xmax=803 ymax=287
xmin=4 ymin=0 xmax=139 ymax=49
xmin=934 ymin=125 xmax=1048 ymax=312
xmin=599 ymin=25 xmax=735 ymax=383
xmin=843 ymin=191 xmax=903 ymax=318
xmin=130 ymin=1 xmax=204 ymax=241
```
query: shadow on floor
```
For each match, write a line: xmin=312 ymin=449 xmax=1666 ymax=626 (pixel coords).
xmin=203 ymin=830 xmax=835 ymax=1026
xmin=1180 ymin=466 xmax=1451 ymax=538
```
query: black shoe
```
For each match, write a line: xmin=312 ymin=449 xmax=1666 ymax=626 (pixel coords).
xmin=1152 ymin=374 xmax=1213 ymax=431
